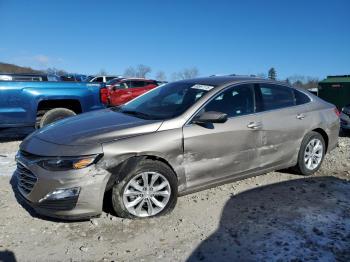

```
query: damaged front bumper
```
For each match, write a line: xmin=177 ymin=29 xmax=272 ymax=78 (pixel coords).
xmin=15 ymin=138 xmax=111 ymax=220
xmin=15 ymin=159 xmax=110 ymax=220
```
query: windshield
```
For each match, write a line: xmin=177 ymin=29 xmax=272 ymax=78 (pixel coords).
xmin=118 ymin=82 xmax=215 ymax=120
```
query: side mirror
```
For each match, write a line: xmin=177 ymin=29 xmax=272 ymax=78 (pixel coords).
xmin=192 ymin=111 xmax=228 ymax=124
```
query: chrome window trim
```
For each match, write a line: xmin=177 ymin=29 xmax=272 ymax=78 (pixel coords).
xmin=184 ymin=81 xmax=313 ymax=127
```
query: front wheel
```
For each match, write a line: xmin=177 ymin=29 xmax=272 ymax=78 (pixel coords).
xmin=111 ymin=159 xmax=178 ymax=219
xmin=294 ymin=131 xmax=326 ymax=176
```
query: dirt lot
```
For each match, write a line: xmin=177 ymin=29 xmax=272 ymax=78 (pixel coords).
xmin=0 ymin=132 xmax=349 ymax=262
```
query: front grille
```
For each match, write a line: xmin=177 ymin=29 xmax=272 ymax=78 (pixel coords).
xmin=17 ymin=162 xmax=37 ymax=195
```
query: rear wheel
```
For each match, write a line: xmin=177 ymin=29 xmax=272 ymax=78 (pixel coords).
xmin=295 ymin=131 xmax=326 ymax=176
xmin=37 ymin=108 xmax=76 ymax=128
xmin=111 ymin=159 xmax=177 ymax=219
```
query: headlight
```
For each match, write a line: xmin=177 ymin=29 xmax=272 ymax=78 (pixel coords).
xmin=38 ymin=154 xmax=102 ymax=171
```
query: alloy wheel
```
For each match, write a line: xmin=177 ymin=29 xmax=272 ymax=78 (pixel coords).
xmin=304 ymin=138 xmax=323 ymax=171
xmin=122 ymin=172 xmax=171 ymax=217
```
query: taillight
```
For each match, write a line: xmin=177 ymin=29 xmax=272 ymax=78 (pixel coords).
xmin=334 ymin=108 xmax=340 ymax=117
xmin=100 ymin=87 xmax=109 ymax=105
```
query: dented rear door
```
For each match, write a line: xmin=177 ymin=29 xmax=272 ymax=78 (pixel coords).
xmin=254 ymin=83 xmax=310 ymax=169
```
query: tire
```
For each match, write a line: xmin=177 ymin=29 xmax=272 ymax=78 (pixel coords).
xmin=37 ymin=108 xmax=76 ymax=128
xmin=294 ymin=131 xmax=326 ymax=176
xmin=111 ymin=159 xmax=178 ymax=219
xmin=35 ymin=110 xmax=47 ymax=129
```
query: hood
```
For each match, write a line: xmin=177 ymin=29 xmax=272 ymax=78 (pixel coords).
xmin=33 ymin=109 xmax=163 ymax=146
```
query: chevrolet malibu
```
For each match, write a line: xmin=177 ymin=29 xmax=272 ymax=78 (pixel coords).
xmin=15 ymin=76 xmax=339 ymax=219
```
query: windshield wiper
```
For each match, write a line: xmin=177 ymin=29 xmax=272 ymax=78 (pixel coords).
xmin=120 ymin=110 xmax=154 ymax=119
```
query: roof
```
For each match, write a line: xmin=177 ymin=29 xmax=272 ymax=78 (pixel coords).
xmin=0 ymin=73 xmax=51 ymax=77
xmin=122 ymin=78 xmax=155 ymax=81
xmin=178 ymin=75 xmax=282 ymax=86
xmin=319 ymin=75 xmax=350 ymax=84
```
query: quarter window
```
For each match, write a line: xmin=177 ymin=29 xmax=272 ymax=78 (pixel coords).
xmin=293 ymin=89 xmax=311 ymax=105
xmin=256 ymin=84 xmax=295 ymax=111
xmin=204 ymin=84 xmax=254 ymax=117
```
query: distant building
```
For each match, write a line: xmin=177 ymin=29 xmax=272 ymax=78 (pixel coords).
xmin=318 ymin=75 xmax=350 ymax=109
xmin=308 ymin=87 xmax=318 ymax=96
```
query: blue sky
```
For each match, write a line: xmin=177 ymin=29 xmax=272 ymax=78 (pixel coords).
xmin=0 ymin=0 xmax=349 ymax=80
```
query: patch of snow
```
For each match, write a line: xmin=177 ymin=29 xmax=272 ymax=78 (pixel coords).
xmin=0 ymin=153 xmax=17 ymax=176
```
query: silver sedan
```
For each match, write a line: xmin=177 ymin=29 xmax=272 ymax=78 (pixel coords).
xmin=16 ymin=76 xmax=339 ymax=219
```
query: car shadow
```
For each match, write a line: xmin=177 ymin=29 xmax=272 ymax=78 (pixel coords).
xmin=0 ymin=127 xmax=34 ymax=142
xmin=187 ymin=176 xmax=350 ymax=262
xmin=0 ymin=249 xmax=17 ymax=262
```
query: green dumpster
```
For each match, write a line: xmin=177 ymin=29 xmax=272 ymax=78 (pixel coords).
xmin=318 ymin=75 xmax=350 ymax=109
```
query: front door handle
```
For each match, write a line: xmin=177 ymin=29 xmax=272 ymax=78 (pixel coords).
xmin=247 ymin=122 xmax=262 ymax=130
xmin=296 ymin=113 xmax=305 ymax=120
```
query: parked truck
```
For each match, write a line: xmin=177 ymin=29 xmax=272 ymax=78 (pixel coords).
xmin=0 ymin=81 xmax=108 ymax=129
xmin=318 ymin=75 xmax=350 ymax=109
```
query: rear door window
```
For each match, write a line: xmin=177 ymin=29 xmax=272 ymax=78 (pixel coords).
xmin=256 ymin=84 xmax=295 ymax=112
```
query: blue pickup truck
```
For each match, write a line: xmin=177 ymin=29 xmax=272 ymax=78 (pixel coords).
xmin=0 ymin=81 xmax=108 ymax=129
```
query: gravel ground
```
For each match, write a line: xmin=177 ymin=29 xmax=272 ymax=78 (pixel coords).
xmin=0 ymin=131 xmax=349 ymax=262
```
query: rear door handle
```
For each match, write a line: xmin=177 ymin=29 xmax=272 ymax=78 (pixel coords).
xmin=296 ymin=113 xmax=305 ymax=120
xmin=247 ymin=121 xmax=262 ymax=130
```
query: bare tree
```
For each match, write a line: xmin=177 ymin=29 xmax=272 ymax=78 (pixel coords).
xmin=293 ymin=80 xmax=304 ymax=88
xmin=57 ymin=70 xmax=68 ymax=76
xmin=46 ymin=67 xmax=58 ymax=75
xmin=288 ymin=75 xmax=306 ymax=84
xmin=124 ymin=66 xmax=136 ymax=77
xmin=304 ymin=77 xmax=319 ymax=90
xmin=155 ymin=71 xmax=166 ymax=81
xmin=183 ymin=67 xmax=199 ymax=79
xmin=46 ymin=67 xmax=67 ymax=76
xmin=135 ymin=64 xmax=152 ymax=78
xmin=286 ymin=75 xmax=319 ymax=90
xmin=172 ymin=67 xmax=199 ymax=80
xmin=124 ymin=64 xmax=152 ymax=78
